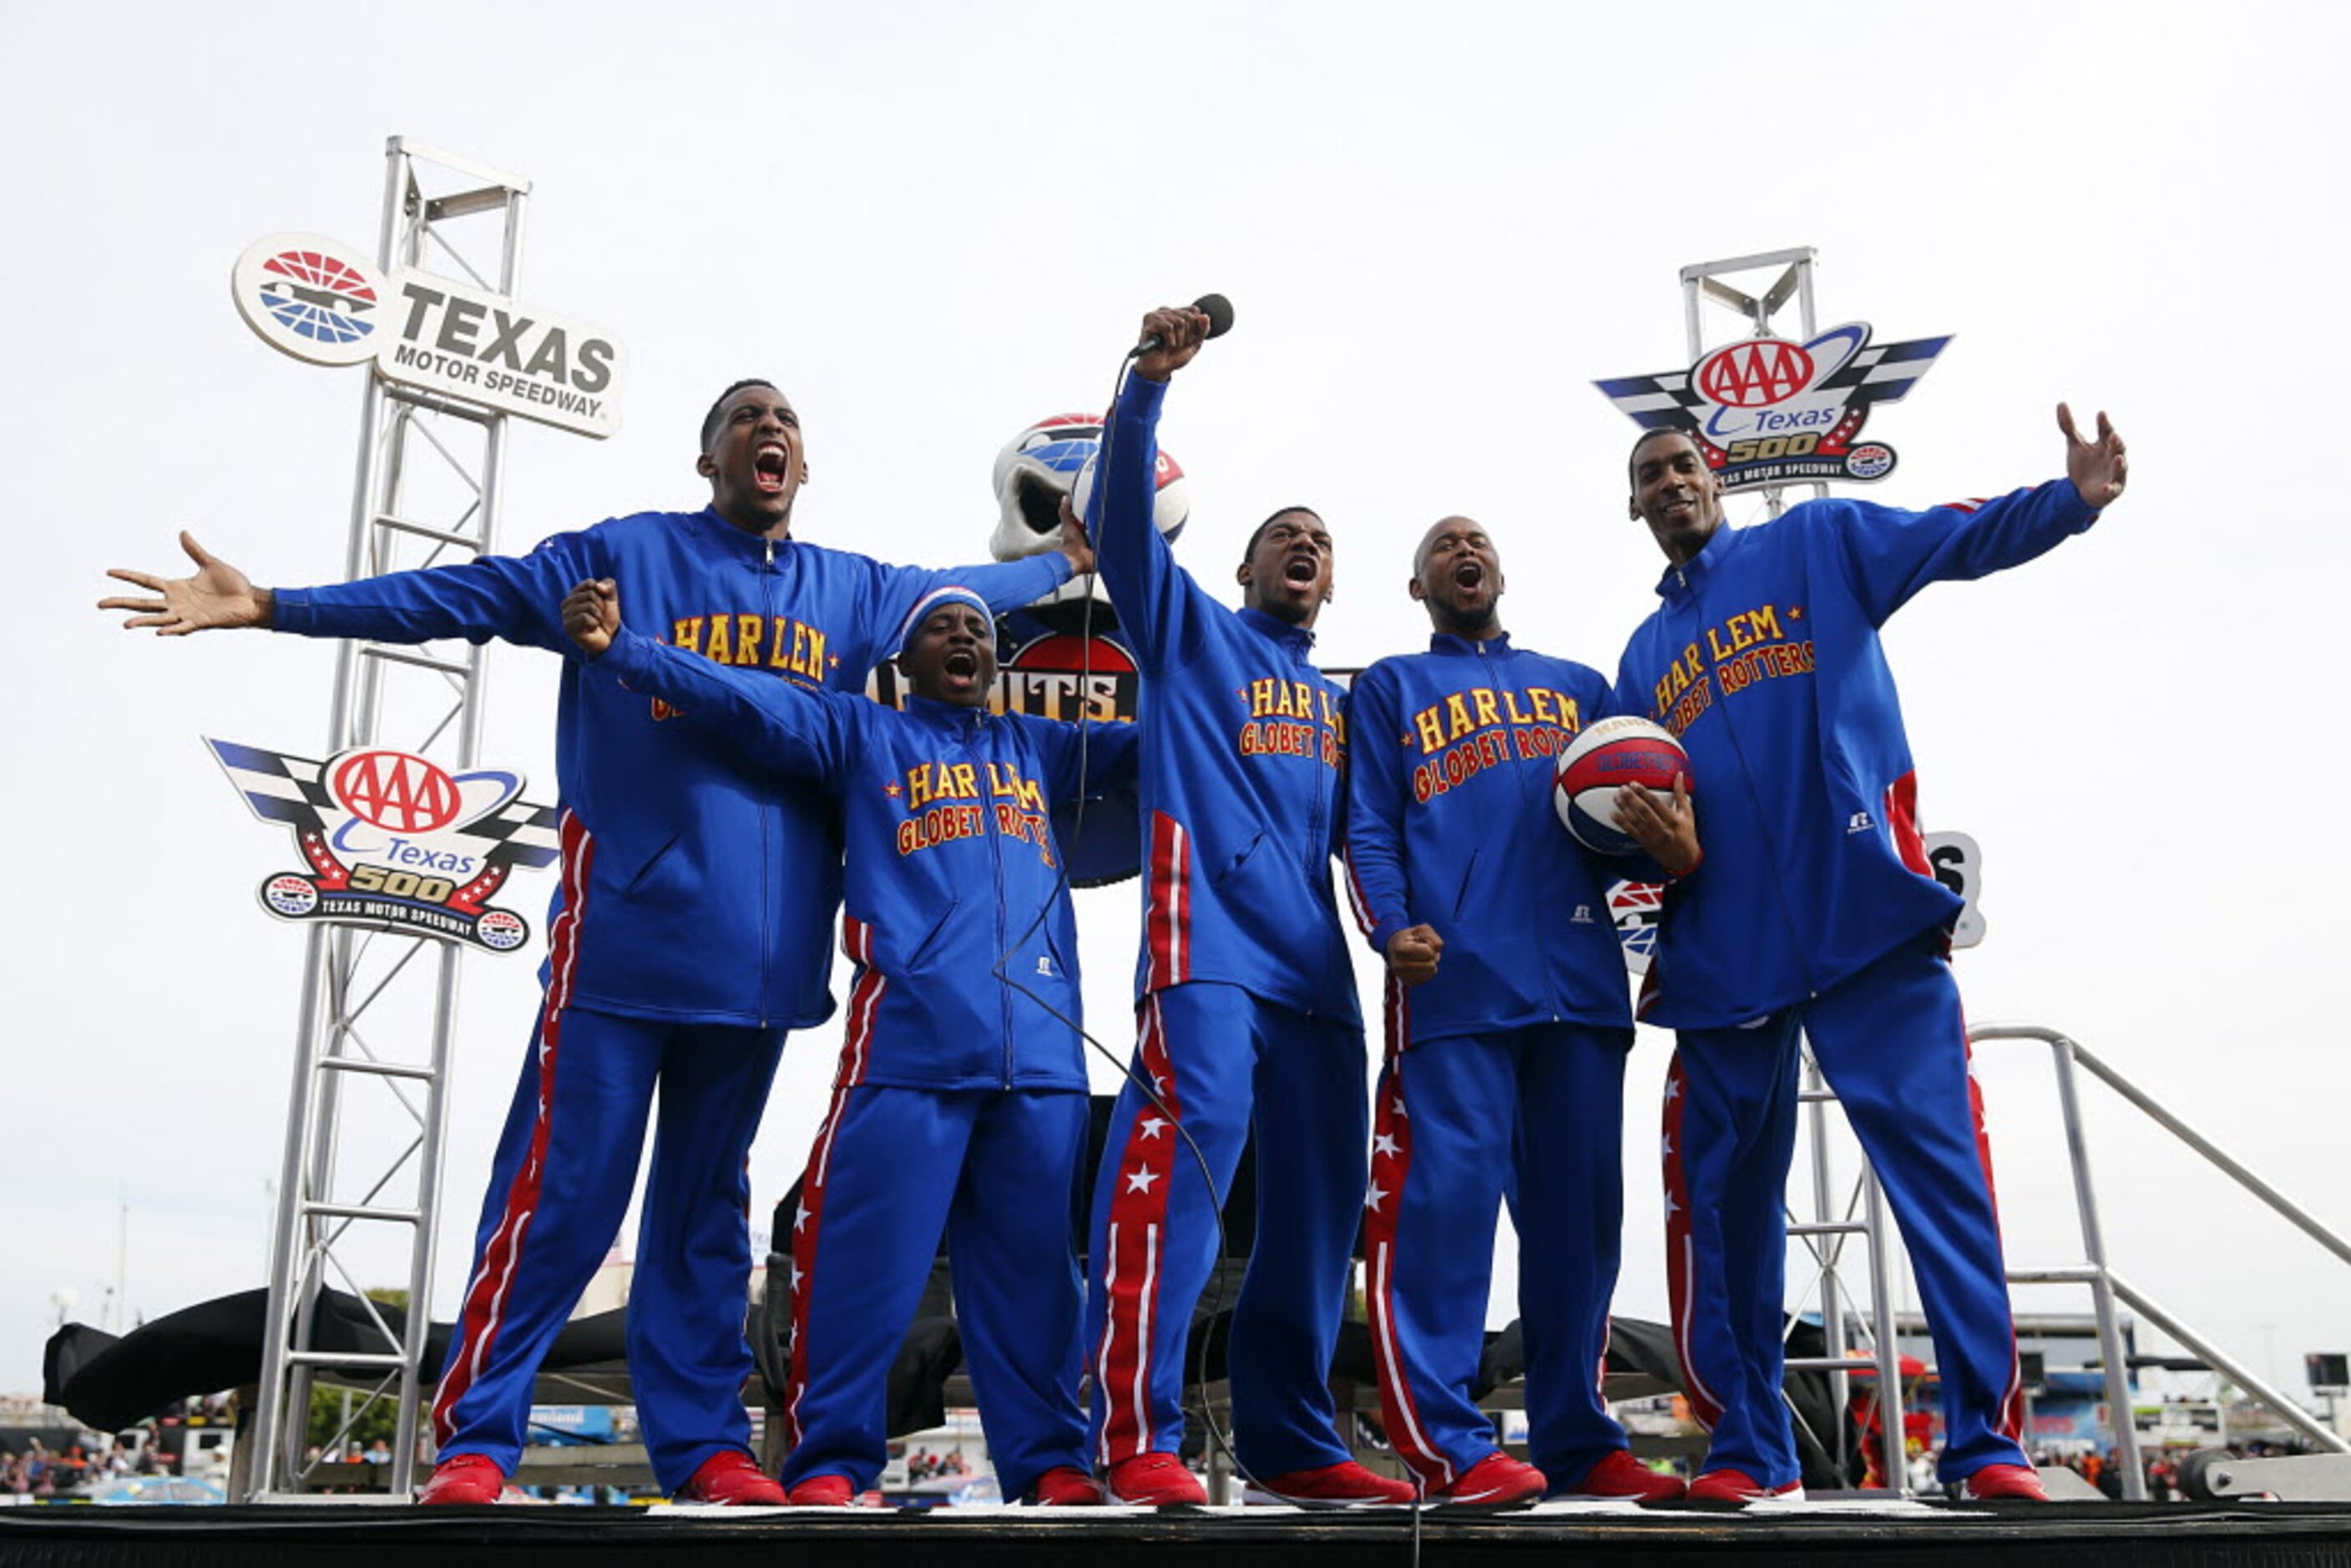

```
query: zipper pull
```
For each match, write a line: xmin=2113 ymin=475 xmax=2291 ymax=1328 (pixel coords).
xmin=765 ymin=537 xmax=775 ymax=567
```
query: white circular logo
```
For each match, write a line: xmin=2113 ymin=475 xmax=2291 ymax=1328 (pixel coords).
xmin=230 ymin=233 xmax=392 ymax=367
xmin=263 ymin=874 xmax=320 ymax=917
xmin=477 ymin=909 xmax=528 ymax=952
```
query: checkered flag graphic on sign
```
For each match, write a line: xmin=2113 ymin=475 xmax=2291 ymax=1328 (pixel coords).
xmin=1813 ymin=334 xmax=1951 ymax=401
xmin=1593 ymin=332 xmax=1953 ymax=432
xmin=1591 ymin=369 xmax=1707 ymax=432
xmin=205 ymin=739 xmax=561 ymax=869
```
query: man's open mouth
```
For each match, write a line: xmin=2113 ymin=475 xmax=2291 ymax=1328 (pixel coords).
xmin=1453 ymin=559 xmax=1484 ymax=589
xmin=1283 ymin=554 xmax=1318 ymax=586
xmin=754 ymin=446 xmax=790 ymax=494
xmin=943 ymin=649 xmax=980 ymax=679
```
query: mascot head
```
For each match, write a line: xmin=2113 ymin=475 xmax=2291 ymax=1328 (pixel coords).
xmin=992 ymin=411 xmax=1187 ymax=604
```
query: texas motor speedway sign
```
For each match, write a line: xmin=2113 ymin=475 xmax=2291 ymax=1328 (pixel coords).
xmin=1595 ymin=322 xmax=1949 ymax=492
xmin=232 ymin=232 xmax=625 ymax=438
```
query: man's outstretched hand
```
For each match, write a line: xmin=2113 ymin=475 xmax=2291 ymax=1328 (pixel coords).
xmin=1615 ymin=772 xmax=1701 ymax=878
xmin=562 ymin=579 xmax=619 ymax=657
xmin=2059 ymin=403 xmax=2127 ymax=511
xmin=1132 ymin=305 xmax=1211 ymax=383
xmin=99 ymin=532 xmax=271 ymax=634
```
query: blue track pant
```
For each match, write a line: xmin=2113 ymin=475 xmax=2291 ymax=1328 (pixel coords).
xmin=1365 ymin=1009 xmax=1636 ymax=1490
xmin=1086 ymin=982 xmax=1368 ymax=1476
xmin=781 ymin=1083 xmax=1090 ymax=1501
xmin=1663 ymin=934 xmax=2026 ymax=1488
xmin=432 ymin=1002 xmax=786 ymax=1492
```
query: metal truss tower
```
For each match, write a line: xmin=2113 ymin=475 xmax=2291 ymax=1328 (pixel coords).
xmin=1677 ymin=246 xmax=1909 ymax=1493
xmin=1680 ymin=246 xmax=1831 ymax=520
xmin=244 ymin=138 xmax=533 ymax=1500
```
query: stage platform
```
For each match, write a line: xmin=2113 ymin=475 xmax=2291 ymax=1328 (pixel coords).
xmin=7 ymin=1500 xmax=2351 ymax=1568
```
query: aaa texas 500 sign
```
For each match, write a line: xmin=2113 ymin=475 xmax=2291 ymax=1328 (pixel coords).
xmin=231 ymin=232 xmax=625 ymax=438
xmin=1596 ymin=323 xmax=1949 ymax=492
xmin=209 ymin=739 xmax=561 ymax=954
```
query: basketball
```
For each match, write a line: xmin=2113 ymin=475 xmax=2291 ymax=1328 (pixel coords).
xmin=1554 ymin=716 xmax=1691 ymax=856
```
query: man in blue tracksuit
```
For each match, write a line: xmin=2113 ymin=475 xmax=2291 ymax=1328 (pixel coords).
xmin=1343 ymin=516 xmax=1694 ymax=1506
xmin=102 ymin=381 xmax=1087 ymax=1505
xmin=564 ymin=578 xmax=1136 ymax=1507
xmin=1614 ymin=412 xmax=2128 ymax=1503
xmin=1081 ymin=306 xmax=1412 ymax=1508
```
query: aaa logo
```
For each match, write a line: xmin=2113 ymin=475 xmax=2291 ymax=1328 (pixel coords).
xmin=1595 ymin=322 xmax=1951 ymax=493
xmin=208 ymin=738 xmax=559 ymax=954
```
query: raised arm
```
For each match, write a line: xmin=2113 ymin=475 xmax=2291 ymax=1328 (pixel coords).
xmin=105 ymin=529 xmax=604 ymax=653
xmin=564 ymin=579 xmax=849 ymax=780
xmin=1835 ymin=403 xmax=2126 ymax=626
xmin=851 ymin=542 xmax=1079 ymax=681
xmin=1088 ymin=305 xmax=1217 ymax=672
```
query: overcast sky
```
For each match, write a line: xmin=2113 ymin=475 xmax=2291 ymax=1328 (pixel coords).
xmin=8 ymin=0 xmax=2347 ymax=1424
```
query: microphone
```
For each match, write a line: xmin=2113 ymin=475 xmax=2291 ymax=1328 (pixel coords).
xmin=1133 ymin=293 xmax=1235 ymax=357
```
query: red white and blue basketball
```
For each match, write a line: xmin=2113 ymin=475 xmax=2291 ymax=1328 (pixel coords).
xmin=1553 ymin=716 xmax=1691 ymax=856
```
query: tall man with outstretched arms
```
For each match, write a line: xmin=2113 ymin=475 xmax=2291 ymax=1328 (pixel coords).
xmin=1615 ymin=410 xmax=2128 ymax=1504
xmin=1081 ymin=306 xmax=1413 ymax=1507
xmin=1342 ymin=516 xmax=1695 ymax=1506
xmin=100 ymin=381 xmax=1090 ymax=1505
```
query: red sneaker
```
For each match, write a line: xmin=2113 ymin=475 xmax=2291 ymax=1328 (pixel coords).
xmin=674 ymin=1449 xmax=785 ymax=1505
xmin=1434 ymin=1452 xmax=1545 ymax=1506
xmin=1105 ymin=1452 xmax=1208 ymax=1505
xmin=416 ymin=1454 xmax=506 ymax=1505
xmin=785 ymin=1474 xmax=857 ymax=1507
xmin=1964 ymin=1463 xmax=2051 ymax=1502
xmin=1686 ymin=1467 xmax=1803 ymax=1503
xmin=1026 ymin=1466 xmax=1106 ymax=1506
xmin=1550 ymin=1449 xmax=1687 ymax=1503
xmin=1253 ymin=1459 xmax=1418 ymax=1506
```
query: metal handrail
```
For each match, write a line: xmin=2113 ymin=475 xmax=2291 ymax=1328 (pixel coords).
xmin=1972 ymin=1022 xmax=2351 ymax=1494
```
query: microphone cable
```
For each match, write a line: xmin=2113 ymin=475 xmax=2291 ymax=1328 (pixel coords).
xmin=986 ymin=321 xmax=1406 ymax=1521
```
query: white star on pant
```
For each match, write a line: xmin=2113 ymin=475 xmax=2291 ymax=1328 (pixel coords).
xmin=1365 ymin=1182 xmax=1389 ymax=1212
xmin=794 ymin=1202 xmax=811 ymax=1232
xmin=1664 ymin=1077 xmax=1681 ymax=1102
xmin=1372 ymin=1131 xmax=1401 ymax=1158
xmin=1125 ymin=1166 xmax=1160 ymax=1195
xmin=1661 ymin=1133 xmax=1675 ymax=1160
xmin=1140 ymin=1116 xmax=1169 ymax=1140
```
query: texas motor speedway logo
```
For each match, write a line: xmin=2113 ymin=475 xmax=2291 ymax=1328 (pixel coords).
xmin=230 ymin=230 xmax=626 ymax=438
xmin=208 ymin=739 xmax=560 ymax=953
xmin=1595 ymin=322 xmax=1951 ymax=492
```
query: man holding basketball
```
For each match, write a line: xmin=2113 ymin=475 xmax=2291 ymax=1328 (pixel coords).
xmin=1614 ymin=411 xmax=2127 ymax=1503
xmin=99 ymin=381 xmax=1091 ymax=1506
xmin=1343 ymin=517 xmax=1696 ymax=1505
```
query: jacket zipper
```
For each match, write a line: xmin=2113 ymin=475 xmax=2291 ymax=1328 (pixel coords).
xmin=756 ymin=536 xmax=778 ymax=1026
xmin=983 ymin=721 xmax=1015 ymax=1088
xmin=1478 ymin=639 xmax=1564 ymax=1020
xmin=1674 ymin=568 xmax=1816 ymax=999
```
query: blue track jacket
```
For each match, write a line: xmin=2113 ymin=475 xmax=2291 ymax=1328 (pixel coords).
xmin=1344 ymin=635 xmax=1633 ymax=1043
xmin=1093 ymin=375 xmax=1359 ymax=1024
xmin=1614 ymin=480 xmax=2100 ymax=1028
xmin=593 ymin=625 xmax=1138 ymax=1090
xmin=271 ymin=508 xmax=1071 ymax=1029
